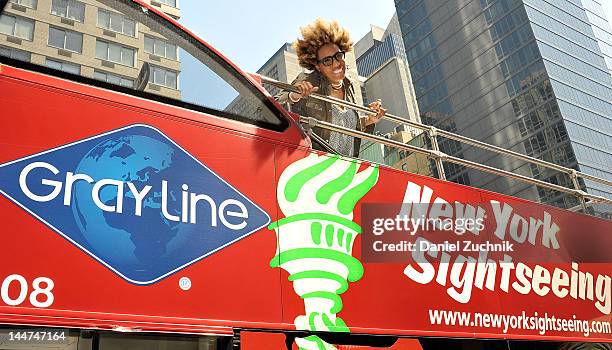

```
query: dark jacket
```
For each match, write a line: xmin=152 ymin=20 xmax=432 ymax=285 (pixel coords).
xmin=276 ymin=70 xmax=375 ymax=156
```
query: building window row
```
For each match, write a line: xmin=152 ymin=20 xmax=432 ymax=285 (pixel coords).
xmin=557 ymin=100 xmax=612 ymax=135
xmin=45 ymin=57 xmax=80 ymax=74
xmin=9 ymin=0 xmax=137 ymax=37
xmin=51 ymin=0 xmax=85 ymax=22
xmin=525 ymin=0 xmax=593 ymax=37
xmin=8 ymin=0 xmax=94 ymax=25
xmin=2 ymin=46 xmax=142 ymax=90
xmin=1 ymin=12 xmax=181 ymax=71
xmin=0 ymin=44 xmax=30 ymax=61
xmin=94 ymin=69 xmax=134 ymax=87
xmin=565 ymin=120 xmax=612 ymax=150
xmin=95 ymin=39 xmax=135 ymax=67
xmin=1 ymin=18 xmax=176 ymax=74
xmin=0 ymin=13 xmax=34 ymax=40
xmin=157 ymin=0 xmax=177 ymax=8
xmin=1 ymin=3 xmax=184 ymax=92
xmin=150 ymin=65 xmax=177 ymax=89
xmin=2 ymin=16 xmax=150 ymax=69
xmin=9 ymin=0 xmax=37 ymax=9
xmin=511 ymin=81 xmax=555 ymax=117
xmin=144 ymin=35 xmax=177 ymax=60
xmin=48 ymin=26 xmax=83 ymax=53
xmin=97 ymin=9 xmax=136 ymax=37
xmin=524 ymin=6 xmax=599 ymax=52
xmin=573 ymin=143 xmax=612 ymax=169
xmin=551 ymin=79 xmax=611 ymax=117
xmin=531 ymin=23 xmax=607 ymax=70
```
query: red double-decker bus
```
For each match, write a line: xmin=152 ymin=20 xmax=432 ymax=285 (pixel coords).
xmin=0 ymin=0 xmax=610 ymax=349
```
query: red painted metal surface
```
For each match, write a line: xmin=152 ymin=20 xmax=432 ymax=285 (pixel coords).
xmin=0 ymin=0 xmax=610 ymax=343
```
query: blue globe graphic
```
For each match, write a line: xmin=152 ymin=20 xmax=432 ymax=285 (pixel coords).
xmin=71 ymin=134 xmax=196 ymax=279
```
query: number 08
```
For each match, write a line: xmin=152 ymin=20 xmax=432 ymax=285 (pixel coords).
xmin=0 ymin=275 xmax=54 ymax=308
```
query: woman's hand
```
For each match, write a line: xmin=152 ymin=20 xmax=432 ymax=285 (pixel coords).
xmin=289 ymin=81 xmax=319 ymax=102
xmin=366 ymin=99 xmax=387 ymax=125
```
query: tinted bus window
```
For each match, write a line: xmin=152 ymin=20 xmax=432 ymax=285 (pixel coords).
xmin=98 ymin=332 xmax=230 ymax=350
xmin=0 ymin=0 xmax=286 ymax=130
xmin=510 ymin=341 xmax=612 ymax=350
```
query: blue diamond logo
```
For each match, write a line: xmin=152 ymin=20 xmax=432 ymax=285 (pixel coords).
xmin=0 ymin=124 xmax=270 ymax=284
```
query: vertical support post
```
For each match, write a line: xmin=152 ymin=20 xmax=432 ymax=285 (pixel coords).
xmin=569 ymin=169 xmax=587 ymax=211
xmin=428 ymin=126 xmax=446 ymax=180
xmin=232 ymin=329 xmax=241 ymax=350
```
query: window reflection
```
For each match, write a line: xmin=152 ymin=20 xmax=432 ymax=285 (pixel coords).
xmin=9 ymin=0 xmax=38 ymax=9
xmin=98 ymin=332 xmax=229 ymax=350
xmin=51 ymin=0 xmax=85 ymax=22
xmin=0 ymin=13 xmax=34 ymax=40
xmin=0 ymin=0 xmax=283 ymax=127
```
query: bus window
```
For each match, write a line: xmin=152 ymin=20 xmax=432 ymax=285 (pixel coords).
xmin=0 ymin=0 xmax=287 ymax=130
xmin=333 ymin=339 xmax=423 ymax=350
xmin=510 ymin=341 xmax=612 ymax=350
xmin=239 ymin=331 xmax=420 ymax=350
xmin=418 ymin=338 xmax=508 ymax=350
xmin=97 ymin=332 xmax=231 ymax=350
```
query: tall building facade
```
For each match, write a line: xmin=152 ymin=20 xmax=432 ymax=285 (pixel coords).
xmin=355 ymin=14 xmax=424 ymax=172
xmin=226 ymin=42 xmax=364 ymax=120
xmin=585 ymin=1 xmax=612 ymax=77
xmin=225 ymin=43 xmax=304 ymax=117
xmin=256 ymin=43 xmax=303 ymax=97
xmin=249 ymin=42 xmax=364 ymax=105
xmin=355 ymin=14 xmax=420 ymax=131
xmin=395 ymin=0 xmax=612 ymax=209
xmin=1 ymin=0 xmax=181 ymax=99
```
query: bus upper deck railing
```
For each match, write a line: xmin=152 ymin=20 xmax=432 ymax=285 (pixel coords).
xmin=258 ymin=75 xmax=612 ymax=211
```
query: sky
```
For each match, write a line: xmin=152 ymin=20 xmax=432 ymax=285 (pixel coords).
xmin=602 ymin=0 xmax=612 ymax=28
xmin=179 ymin=1 xmax=396 ymax=73
xmin=178 ymin=0 xmax=612 ymax=74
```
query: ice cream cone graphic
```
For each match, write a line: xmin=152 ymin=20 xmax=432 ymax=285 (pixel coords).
xmin=269 ymin=154 xmax=379 ymax=350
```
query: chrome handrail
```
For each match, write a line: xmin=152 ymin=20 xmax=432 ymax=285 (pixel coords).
xmin=302 ymin=117 xmax=610 ymax=205
xmin=259 ymin=75 xmax=612 ymax=207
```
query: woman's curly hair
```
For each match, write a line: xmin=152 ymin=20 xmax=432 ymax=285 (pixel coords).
xmin=293 ymin=19 xmax=353 ymax=70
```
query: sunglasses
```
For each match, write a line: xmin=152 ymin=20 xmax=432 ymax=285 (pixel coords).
xmin=317 ymin=51 xmax=345 ymax=66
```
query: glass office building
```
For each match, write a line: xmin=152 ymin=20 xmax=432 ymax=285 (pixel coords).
xmin=395 ymin=0 xmax=612 ymax=209
xmin=357 ymin=32 xmax=409 ymax=78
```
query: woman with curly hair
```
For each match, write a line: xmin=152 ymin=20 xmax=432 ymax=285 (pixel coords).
xmin=277 ymin=18 xmax=386 ymax=157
